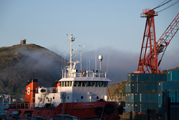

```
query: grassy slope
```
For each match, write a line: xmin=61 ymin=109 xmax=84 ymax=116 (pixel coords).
xmin=107 ymin=80 xmax=128 ymax=98
xmin=0 ymin=44 xmax=65 ymax=99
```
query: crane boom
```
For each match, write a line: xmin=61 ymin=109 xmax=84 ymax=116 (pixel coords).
xmin=157 ymin=13 xmax=179 ymax=66
xmin=135 ymin=12 xmax=179 ymax=74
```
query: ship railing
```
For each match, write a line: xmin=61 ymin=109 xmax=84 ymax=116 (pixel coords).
xmin=5 ymin=103 xmax=37 ymax=109
xmin=63 ymin=71 xmax=106 ymax=78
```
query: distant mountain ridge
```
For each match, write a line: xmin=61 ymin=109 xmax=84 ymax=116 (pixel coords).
xmin=0 ymin=43 xmax=66 ymax=99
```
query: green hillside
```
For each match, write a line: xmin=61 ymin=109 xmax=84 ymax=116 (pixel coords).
xmin=0 ymin=43 xmax=66 ymax=99
xmin=107 ymin=80 xmax=128 ymax=99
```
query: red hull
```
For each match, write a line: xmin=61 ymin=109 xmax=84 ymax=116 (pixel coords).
xmin=7 ymin=101 xmax=120 ymax=120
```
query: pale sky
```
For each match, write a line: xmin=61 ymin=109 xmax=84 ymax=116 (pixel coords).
xmin=0 ymin=0 xmax=178 ymax=54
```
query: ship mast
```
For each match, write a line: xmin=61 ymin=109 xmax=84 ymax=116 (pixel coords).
xmin=69 ymin=34 xmax=75 ymax=71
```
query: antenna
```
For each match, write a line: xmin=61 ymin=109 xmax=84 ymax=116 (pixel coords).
xmin=106 ymin=40 xmax=112 ymax=75
xmin=89 ymin=59 xmax=90 ymax=71
xmin=79 ymin=45 xmax=84 ymax=71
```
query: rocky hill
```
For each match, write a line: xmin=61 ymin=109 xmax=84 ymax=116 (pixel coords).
xmin=107 ymin=80 xmax=127 ymax=99
xmin=0 ymin=43 xmax=66 ymax=99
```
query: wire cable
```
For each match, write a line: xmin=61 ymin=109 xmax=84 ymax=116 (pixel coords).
xmin=157 ymin=0 xmax=179 ymax=13
xmin=152 ymin=0 xmax=172 ymax=10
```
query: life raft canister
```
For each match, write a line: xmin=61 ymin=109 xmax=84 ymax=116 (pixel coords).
xmin=104 ymin=104 xmax=114 ymax=114
xmin=95 ymin=107 xmax=103 ymax=116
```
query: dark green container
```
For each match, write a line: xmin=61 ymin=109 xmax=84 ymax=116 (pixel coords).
xmin=167 ymin=70 xmax=179 ymax=81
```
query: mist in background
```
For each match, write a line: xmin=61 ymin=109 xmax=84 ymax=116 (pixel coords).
xmin=61 ymin=47 xmax=179 ymax=86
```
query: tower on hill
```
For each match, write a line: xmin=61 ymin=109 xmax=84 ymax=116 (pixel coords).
xmin=20 ymin=39 xmax=26 ymax=45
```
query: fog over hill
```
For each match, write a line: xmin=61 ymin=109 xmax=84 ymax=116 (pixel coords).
xmin=63 ymin=47 xmax=179 ymax=85
xmin=0 ymin=44 xmax=66 ymax=98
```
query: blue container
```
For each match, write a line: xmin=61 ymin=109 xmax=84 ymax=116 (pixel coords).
xmin=131 ymin=83 xmax=135 ymax=92
xmin=136 ymin=83 xmax=158 ymax=92
xmin=131 ymin=93 xmax=134 ymax=102
xmin=125 ymin=103 xmax=129 ymax=113
xmin=125 ymin=83 xmax=128 ymax=92
xmin=128 ymin=93 xmax=131 ymax=102
xmin=161 ymin=81 xmax=179 ymax=92
xmin=158 ymin=82 xmax=161 ymax=92
xmin=128 ymin=73 xmax=135 ymax=82
xmin=134 ymin=93 xmax=138 ymax=103
xmin=134 ymin=104 xmax=138 ymax=112
xmin=134 ymin=73 xmax=167 ymax=83
xmin=168 ymin=70 xmax=179 ymax=81
xmin=125 ymin=94 xmax=128 ymax=102
xmin=158 ymin=92 xmax=179 ymax=104
xmin=128 ymin=83 xmax=131 ymax=92
xmin=131 ymin=104 xmax=134 ymax=111
xmin=138 ymin=93 xmax=158 ymax=103
xmin=125 ymin=83 xmax=136 ymax=93
xmin=158 ymin=104 xmax=162 ymax=114
xmin=139 ymin=103 xmax=159 ymax=113
xmin=158 ymin=93 xmax=162 ymax=104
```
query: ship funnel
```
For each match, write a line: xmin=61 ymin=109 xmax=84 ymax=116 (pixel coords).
xmin=25 ymin=78 xmax=38 ymax=107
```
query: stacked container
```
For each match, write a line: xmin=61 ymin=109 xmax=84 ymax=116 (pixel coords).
xmin=125 ymin=70 xmax=179 ymax=114
xmin=125 ymin=73 xmax=167 ymax=113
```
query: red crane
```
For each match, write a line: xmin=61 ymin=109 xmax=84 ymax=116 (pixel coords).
xmin=135 ymin=5 xmax=179 ymax=73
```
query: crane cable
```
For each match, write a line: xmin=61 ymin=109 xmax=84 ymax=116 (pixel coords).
xmin=152 ymin=0 xmax=172 ymax=10
xmin=156 ymin=0 xmax=179 ymax=13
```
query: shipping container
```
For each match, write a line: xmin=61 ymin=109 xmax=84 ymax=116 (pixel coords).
xmin=128 ymin=73 xmax=135 ymax=82
xmin=138 ymin=93 xmax=158 ymax=103
xmin=158 ymin=93 xmax=162 ymax=104
xmin=128 ymin=73 xmax=167 ymax=83
xmin=136 ymin=83 xmax=158 ymax=92
xmin=125 ymin=83 xmax=127 ymax=93
xmin=125 ymin=83 xmax=136 ymax=93
xmin=125 ymin=94 xmax=128 ymax=102
xmin=134 ymin=93 xmax=138 ymax=103
xmin=138 ymin=103 xmax=159 ymax=113
xmin=158 ymin=104 xmax=162 ymax=114
xmin=125 ymin=103 xmax=129 ymax=113
xmin=158 ymin=92 xmax=179 ymax=104
xmin=161 ymin=81 xmax=179 ymax=92
xmin=168 ymin=70 xmax=179 ymax=81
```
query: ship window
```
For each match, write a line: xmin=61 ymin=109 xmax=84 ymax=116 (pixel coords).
xmin=99 ymin=82 xmax=102 ymax=87
xmin=69 ymin=81 xmax=72 ymax=86
xmin=76 ymin=81 xmax=79 ymax=86
xmin=81 ymin=96 xmax=83 ymax=99
xmin=103 ymin=82 xmax=108 ymax=87
xmin=62 ymin=82 xmax=65 ymax=87
xmin=90 ymin=81 xmax=93 ymax=86
xmin=86 ymin=81 xmax=89 ymax=86
xmin=93 ymin=82 xmax=96 ymax=87
xmin=74 ymin=81 xmax=77 ymax=87
xmin=65 ymin=81 xmax=69 ymax=86
xmin=81 ymin=82 xmax=85 ymax=86
xmin=97 ymin=96 xmax=99 ymax=99
xmin=96 ymin=82 xmax=100 ymax=87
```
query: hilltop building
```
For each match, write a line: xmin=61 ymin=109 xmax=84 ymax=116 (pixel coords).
xmin=20 ymin=39 xmax=26 ymax=45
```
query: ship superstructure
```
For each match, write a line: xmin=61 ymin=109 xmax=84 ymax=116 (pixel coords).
xmin=35 ymin=34 xmax=110 ymax=107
